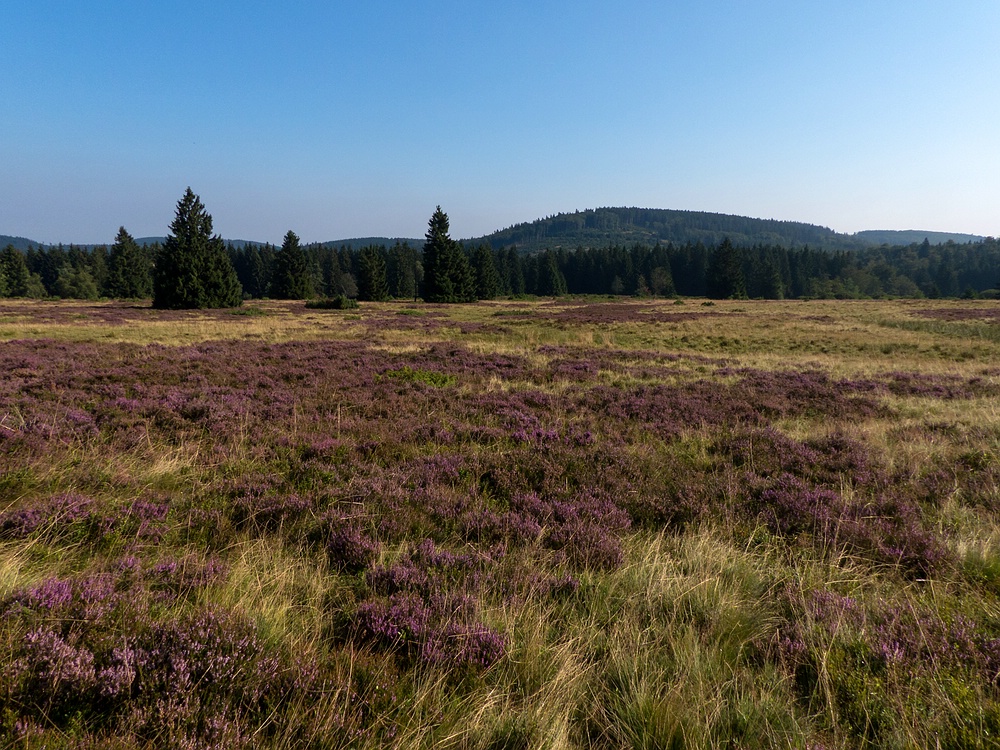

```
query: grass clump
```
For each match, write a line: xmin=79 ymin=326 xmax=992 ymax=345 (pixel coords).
xmin=379 ymin=365 xmax=456 ymax=388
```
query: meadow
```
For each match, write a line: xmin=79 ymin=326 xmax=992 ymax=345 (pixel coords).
xmin=2 ymin=296 xmax=1000 ymax=749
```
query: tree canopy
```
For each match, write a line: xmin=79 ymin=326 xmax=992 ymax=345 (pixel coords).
xmin=107 ymin=227 xmax=152 ymax=298
xmin=153 ymin=188 xmax=242 ymax=309
xmin=422 ymin=207 xmax=476 ymax=303
xmin=270 ymin=230 xmax=313 ymax=299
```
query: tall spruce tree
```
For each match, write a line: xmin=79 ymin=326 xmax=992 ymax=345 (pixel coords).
xmin=153 ymin=188 xmax=243 ymax=308
xmin=471 ymin=242 xmax=501 ymax=300
xmin=357 ymin=244 xmax=390 ymax=301
xmin=107 ymin=227 xmax=152 ymax=298
xmin=270 ymin=230 xmax=313 ymax=299
xmin=535 ymin=250 xmax=568 ymax=296
xmin=422 ymin=206 xmax=476 ymax=303
xmin=706 ymin=238 xmax=747 ymax=299
xmin=387 ymin=241 xmax=418 ymax=299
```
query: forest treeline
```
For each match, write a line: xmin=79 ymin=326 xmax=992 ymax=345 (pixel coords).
xmin=2 ymin=194 xmax=999 ymax=302
xmin=3 ymin=232 xmax=1000 ymax=302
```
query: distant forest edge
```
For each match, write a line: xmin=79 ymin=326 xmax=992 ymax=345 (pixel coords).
xmin=1 ymin=205 xmax=997 ymax=302
xmin=4 ymin=232 xmax=1000 ymax=302
xmin=4 ymin=207 xmax=986 ymax=254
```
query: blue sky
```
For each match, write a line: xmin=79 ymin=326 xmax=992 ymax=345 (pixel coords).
xmin=3 ymin=1 xmax=998 ymax=244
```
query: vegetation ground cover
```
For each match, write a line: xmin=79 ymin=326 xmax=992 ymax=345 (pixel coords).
xmin=2 ymin=297 xmax=1000 ymax=748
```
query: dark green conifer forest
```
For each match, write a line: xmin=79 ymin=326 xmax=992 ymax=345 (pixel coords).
xmin=3 ymin=200 xmax=1000 ymax=303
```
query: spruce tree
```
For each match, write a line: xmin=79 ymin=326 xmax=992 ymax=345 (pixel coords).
xmin=536 ymin=250 xmax=568 ymax=296
xmin=706 ymin=238 xmax=747 ymax=299
xmin=107 ymin=227 xmax=152 ymax=298
xmin=422 ymin=207 xmax=476 ymax=303
xmin=153 ymin=188 xmax=243 ymax=308
xmin=270 ymin=230 xmax=313 ymax=299
xmin=0 ymin=245 xmax=30 ymax=297
xmin=387 ymin=241 xmax=417 ymax=299
xmin=472 ymin=242 xmax=501 ymax=300
xmin=357 ymin=245 xmax=390 ymax=301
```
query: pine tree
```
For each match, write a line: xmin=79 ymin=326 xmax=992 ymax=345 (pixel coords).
xmin=387 ymin=241 xmax=417 ymax=299
xmin=536 ymin=250 xmax=568 ymax=296
xmin=357 ymin=245 xmax=390 ymax=301
xmin=498 ymin=247 xmax=525 ymax=296
xmin=107 ymin=227 xmax=152 ymax=298
xmin=270 ymin=230 xmax=313 ymax=299
xmin=422 ymin=207 xmax=476 ymax=303
xmin=153 ymin=188 xmax=243 ymax=308
xmin=0 ymin=245 xmax=31 ymax=297
xmin=471 ymin=242 xmax=501 ymax=300
xmin=706 ymin=238 xmax=746 ymax=299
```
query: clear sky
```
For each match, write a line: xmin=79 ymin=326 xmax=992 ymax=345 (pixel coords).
xmin=3 ymin=1 xmax=998 ymax=245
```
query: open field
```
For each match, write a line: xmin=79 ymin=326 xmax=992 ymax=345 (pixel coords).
xmin=3 ymin=297 xmax=1000 ymax=749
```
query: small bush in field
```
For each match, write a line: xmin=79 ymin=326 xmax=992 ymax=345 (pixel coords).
xmin=305 ymin=294 xmax=359 ymax=309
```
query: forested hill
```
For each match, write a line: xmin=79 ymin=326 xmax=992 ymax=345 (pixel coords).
xmin=854 ymin=230 xmax=985 ymax=246
xmin=0 ymin=235 xmax=38 ymax=252
xmin=474 ymin=207 xmax=878 ymax=252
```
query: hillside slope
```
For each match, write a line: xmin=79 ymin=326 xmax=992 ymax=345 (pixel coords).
xmin=472 ymin=207 xmax=868 ymax=252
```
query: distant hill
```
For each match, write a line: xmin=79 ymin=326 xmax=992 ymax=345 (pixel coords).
xmin=308 ymin=237 xmax=424 ymax=250
xmin=466 ymin=207 xmax=865 ymax=252
xmin=0 ymin=235 xmax=40 ymax=251
xmin=852 ymin=230 xmax=985 ymax=246
xmin=470 ymin=207 xmax=989 ymax=253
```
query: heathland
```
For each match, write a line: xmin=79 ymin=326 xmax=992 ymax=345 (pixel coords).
xmin=3 ymin=296 xmax=1000 ymax=748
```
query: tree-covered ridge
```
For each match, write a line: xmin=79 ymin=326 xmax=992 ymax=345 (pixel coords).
xmin=474 ymin=207 xmax=873 ymax=252
xmin=855 ymin=229 xmax=986 ymax=246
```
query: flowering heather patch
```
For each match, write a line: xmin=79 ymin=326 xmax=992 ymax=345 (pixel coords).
xmin=716 ymin=427 xmax=881 ymax=490
xmin=228 ymin=476 xmax=314 ymax=535
xmin=0 ymin=492 xmax=95 ymax=539
xmin=325 ymin=518 xmax=380 ymax=574
xmin=539 ymin=345 xmax=729 ymax=382
xmin=5 ymin=299 xmax=1000 ymax=747
xmin=352 ymin=592 xmax=506 ymax=671
xmin=0 ymin=563 xmax=336 ymax=745
xmin=839 ymin=370 xmax=1000 ymax=399
xmin=350 ymin=538 xmax=508 ymax=671
xmin=752 ymin=474 xmax=949 ymax=576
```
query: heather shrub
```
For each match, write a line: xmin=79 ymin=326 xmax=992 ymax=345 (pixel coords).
xmin=1 ymin=570 xmax=319 ymax=747
xmin=379 ymin=365 xmax=456 ymax=388
xmin=228 ymin=478 xmax=313 ymax=536
xmin=326 ymin=520 xmax=379 ymax=574
xmin=752 ymin=474 xmax=950 ymax=576
xmin=352 ymin=592 xmax=506 ymax=672
xmin=716 ymin=426 xmax=880 ymax=490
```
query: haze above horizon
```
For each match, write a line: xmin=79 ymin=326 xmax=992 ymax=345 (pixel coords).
xmin=4 ymin=1 xmax=998 ymax=246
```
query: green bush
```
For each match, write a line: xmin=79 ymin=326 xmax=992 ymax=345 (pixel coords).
xmin=305 ymin=295 xmax=359 ymax=310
